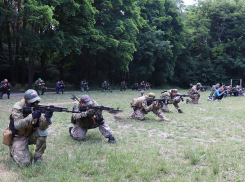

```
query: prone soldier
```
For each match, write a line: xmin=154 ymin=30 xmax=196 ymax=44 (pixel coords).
xmin=160 ymin=89 xmax=184 ymax=113
xmin=69 ymin=95 xmax=116 ymax=143
xmin=34 ymin=78 xmax=46 ymax=95
xmin=129 ymin=93 xmax=170 ymax=121
xmin=0 ymin=79 xmax=11 ymax=99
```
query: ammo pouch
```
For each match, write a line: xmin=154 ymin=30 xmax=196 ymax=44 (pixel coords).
xmin=3 ymin=128 xmax=12 ymax=146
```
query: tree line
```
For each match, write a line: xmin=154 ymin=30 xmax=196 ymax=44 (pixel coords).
xmin=1 ymin=0 xmax=245 ymax=88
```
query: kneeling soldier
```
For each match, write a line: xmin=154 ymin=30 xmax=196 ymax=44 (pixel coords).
xmin=160 ymin=89 xmax=184 ymax=113
xmin=9 ymin=89 xmax=53 ymax=166
xmin=69 ymin=95 xmax=116 ymax=143
xmin=129 ymin=93 xmax=169 ymax=121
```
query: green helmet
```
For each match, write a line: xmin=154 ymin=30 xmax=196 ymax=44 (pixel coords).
xmin=216 ymin=83 xmax=220 ymax=86
xmin=196 ymin=83 xmax=202 ymax=87
xmin=24 ymin=89 xmax=41 ymax=103
xmin=147 ymin=93 xmax=155 ymax=99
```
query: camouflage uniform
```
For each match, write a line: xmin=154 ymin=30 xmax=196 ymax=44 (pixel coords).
xmin=129 ymin=94 xmax=169 ymax=121
xmin=160 ymin=89 xmax=181 ymax=112
xmin=120 ymin=81 xmax=127 ymax=91
xmin=102 ymin=82 xmax=112 ymax=92
xmin=187 ymin=85 xmax=201 ymax=104
xmin=9 ymin=99 xmax=49 ymax=166
xmin=34 ymin=79 xmax=46 ymax=95
xmin=81 ymin=80 xmax=89 ymax=92
xmin=70 ymin=100 xmax=113 ymax=141
xmin=0 ymin=80 xmax=10 ymax=99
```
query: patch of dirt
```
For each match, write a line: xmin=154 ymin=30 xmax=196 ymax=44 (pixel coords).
xmin=199 ymin=108 xmax=206 ymax=111
xmin=204 ymin=116 xmax=214 ymax=120
xmin=117 ymin=124 xmax=133 ymax=129
xmin=114 ymin=116 xmax=124 ymax=121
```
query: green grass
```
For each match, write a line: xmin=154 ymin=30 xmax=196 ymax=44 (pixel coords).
xmin=0 ymin=89 xmax=245 ymax=181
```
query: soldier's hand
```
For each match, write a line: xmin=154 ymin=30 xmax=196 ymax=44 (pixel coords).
xmin=86 ymin=109 xmax=95 ymax=117
xmin=32 ymin=110 xmax=42 ymax=119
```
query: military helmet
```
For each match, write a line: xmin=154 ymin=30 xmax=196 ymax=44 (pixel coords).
xmin=190 ymin=83 xmax=193 ymax=87
xmin=171 ymin=89 xmax=179 ymax=94
xmin=24 ymin=89 xmax=41 ymax=103
xmin=196 ymin=83 xmax=202 ymax=87
xmin=80 ymin=95 xmax=92 ymax=106
xmin=147 ymin=93 xmax=155 ymax=99
xmin=216 ymin=83 xmax=220 ymax=86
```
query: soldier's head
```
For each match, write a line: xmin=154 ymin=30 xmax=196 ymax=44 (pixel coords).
xmin=147 ymin=93 xmax=155 ymax=100
xmin=190 ymin=83 xmax=193 ymax=87
xmin=60 ymin=80 xmax=63 ymax=83
xmin=104 ymin=81 xmax=107 ymax=83
xmin=141 ymin=90 xmax=145 ymax=96
xmin=83 ymin=79 xmax=86 ymax=82
xmin=216 ymin=83 xmax=220 ymax=88
xmin=24 ymin=89 xmax=41 ymax=106
xmin=196 ymin=83 xmax=202 ymax=87
xmin=38 ymin=78 xmax=42 ymax=82
xmin=3 ymin=79 xmax=8 ymax=83
xmin=142 ymin=81 xmax=144 ymax=83
xmin=123 ymin=81 xmax=125 ymax=83
xmin=80 ymin=95 xmax=92 ymax=106
xmin=171 ymin=89 xmax=179 ymax=96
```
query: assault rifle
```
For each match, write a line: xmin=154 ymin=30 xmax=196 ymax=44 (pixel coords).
xmin=197 ymin=86 xmax=211 ymax=91
xmin=71 ymin=94 xmax=122 ymax=115
xmin=173 ymin=94 xmax=191 ymax=102
xmin=23 ymin=105 xmax=78 ymax=124
xmin=146 ymin=98 xmax=173 ymax=107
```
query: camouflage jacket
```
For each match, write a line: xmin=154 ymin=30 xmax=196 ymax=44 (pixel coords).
xmin=188 ymin=86 xmax=200 ymax=95
xmin=142 ymin=100 xmax=161 ymax=112
xmin=71 ymin=100 xmax=100 ymax=128
xmin=12 ymin=99 xmax=48 ymax=136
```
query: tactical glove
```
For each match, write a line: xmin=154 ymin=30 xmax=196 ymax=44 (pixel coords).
xmin=45 ymin=111 xmax=53 ymax=125
xmin=86 ymin=109 xmax=95 ymax=117
xmin=32 ymin=110 xmax=42 ymax=119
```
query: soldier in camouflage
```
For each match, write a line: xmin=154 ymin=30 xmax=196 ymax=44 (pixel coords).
xmin=207 ymin=83 xmax=220 ymax=101
xmin=69 ymin=95 xmax=116 ymax=143
xmin=8 ymin=89 xmax=53 ymax=166
xmin=34 ymin=78 xmax=46 ymax=95
xmin=186 ymin=83 xmax=203 ymax=104
xmin=129 ymin=93 xmax=170 ymax=121
xmin=160 ymin=89 xmax=184 ymax=113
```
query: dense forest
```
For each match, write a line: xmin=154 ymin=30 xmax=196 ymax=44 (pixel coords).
xmin=1 ymin=0 xmax=245 ymax=88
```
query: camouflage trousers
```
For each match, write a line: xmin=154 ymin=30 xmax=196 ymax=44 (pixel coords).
xmin=129 ymin=108 xmax=167 ymax=121
xmin=35 ymin=88 xmax=45 ymax=95
xmin=71 ymin=123 xmax=112 ymax=141
xmin=161 ymin=102 xmax=179 ymax=112
xmin=209 ymin=90 xmax=215 ymax=97
xmin=189 ymin=94 xmax=200 ymax=104
xmin=10 ymin=129 xmax=47 ymax=166
xmin=102 ymin=87 xmax=111 ymax=92
xmin=81 ymin=86 xmax=89 ymax=92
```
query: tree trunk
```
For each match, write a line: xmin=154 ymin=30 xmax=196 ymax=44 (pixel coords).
xmin=21 ymin=0 xmax=27 ymax=85
xmin=59 ymin=57 xmax=64 ymax=80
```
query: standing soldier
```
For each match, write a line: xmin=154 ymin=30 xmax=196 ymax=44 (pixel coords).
xmin=7 ymin=89 xmax=53 ymax=166
xmin=160 ymin=89 xmax=184 ymax=113
xmin=140 ymin=81 xmax=146 ymax=90
xmin=55 ymin=81 xmax=61 ymax=94
xmin=81 ymin=79 xmax=89 ymax=92
xmin=186 ymin=83 xmax=203 ymax=104
xmin=145 ymin=82 xmax=151 ymax=90
xmin=129 ymin=93 xmax=169 ymax=121
xmin=69 ymin=95 xmax=116 ymax=143
xmin=0 ymin=79 xmax=11 ymax=99
xmin=102 ymin=81 xmax=112 ymax=93
xmin=34 ymin=78 xmax=46 ymax=95
xmin=120 ymin=81 xmax=127 ymax=91
xmin=59 ymin=80 xmax=65 ymax=94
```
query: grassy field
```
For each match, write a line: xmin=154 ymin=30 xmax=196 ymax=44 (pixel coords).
xmin=0 ymin=89 xmax=245 ymax=181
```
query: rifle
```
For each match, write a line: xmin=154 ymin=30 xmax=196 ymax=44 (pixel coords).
xmin=173 ymin=94 xmax=191 ymax=102
xmin=23 ymin=105 xmax=78 ymax=124
xmin=71 ymin=94 xmax=122 ymax=115
xmin=146 ymin=98 xmax=173 ymax=107
xmin=197 ymin=86 xmax=211 ymax=91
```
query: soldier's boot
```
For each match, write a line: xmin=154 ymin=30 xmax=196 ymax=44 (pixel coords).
xmin=69 ymin=127 xmax=73 ymax=137
xmin=160 ymin=115 xmax=170 ymax=122
xmin=186 ymin=99 xmax=189 ymax=104
xmin=34 ymin=157 xmax=42 ymax=163
xmin=107 ymin=135 xmax=117 ymax=144
xmin=178 ymin=109 xmax=184 ymax=114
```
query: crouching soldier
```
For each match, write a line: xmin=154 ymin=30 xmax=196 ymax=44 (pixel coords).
xmin=129 ymin=93 xmax=170 ymax=122
xmin=160 ymin=89 xmax=184 ymax=113
xmin=186 ymin=83 xmax=203 ymax=104
xmin=69 ymin=95 xmax=116 ymax=143
xmin=8 ymin=89 xmax=53 ymax=166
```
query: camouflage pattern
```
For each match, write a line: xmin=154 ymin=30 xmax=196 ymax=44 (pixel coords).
xmin=160 ymin=89 xmax=181 ymax=112
xmin=10 ymin=100 xmax=48 ymax=166
xmin=34 ymin=79 xmax=46 ymax=95
xmin=129 ymin=96 xmax=169 ymax=121
xmin=188 ymin=85 xmax=200 ymax=104
xmin=102 ymin=82 xmax=112 ymax=92
xmin=10 ymin=129 xmax=47 ymax=166
xmin=70 ymin=100 xmax=113 ymax=141
xmin=81 ymin=81 xmax=89 ymax=92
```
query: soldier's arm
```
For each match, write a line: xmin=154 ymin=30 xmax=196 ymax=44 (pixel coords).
xmin=72 ymin=101 xmax=87 ymax=120
xmin=143 ymin=101 xmax=153 ymax=112
xmin=12 ymin=102 xmax=34 ymax=130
